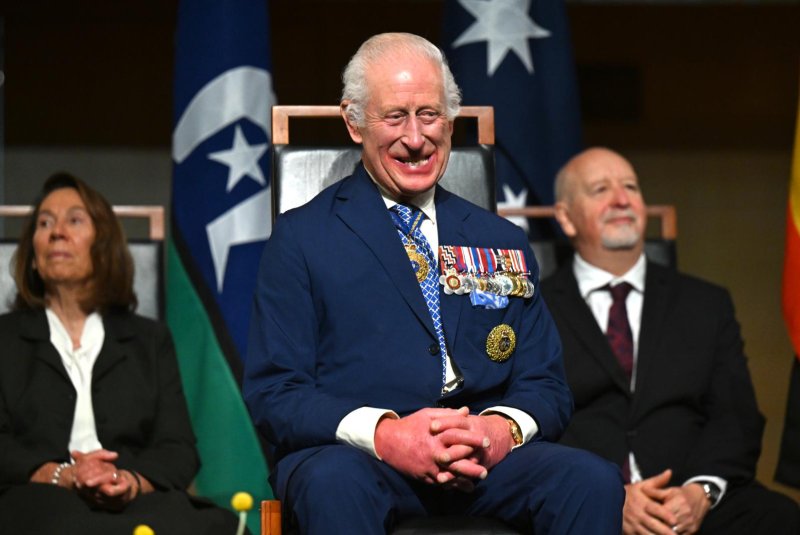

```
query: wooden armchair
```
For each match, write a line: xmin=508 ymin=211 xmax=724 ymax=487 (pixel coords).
xmin=0 ymin=205 xmax=165 ymax=319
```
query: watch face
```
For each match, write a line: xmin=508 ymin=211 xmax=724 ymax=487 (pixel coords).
xmin=703 ymin=483 xmax=721 ymax=504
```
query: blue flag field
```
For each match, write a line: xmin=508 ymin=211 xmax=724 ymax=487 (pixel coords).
xmin=442 ymin=0 xmax=583 ymax=237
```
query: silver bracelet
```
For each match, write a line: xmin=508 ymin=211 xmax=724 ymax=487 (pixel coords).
xmin=50 ymin=462 xmax=71 ymax=486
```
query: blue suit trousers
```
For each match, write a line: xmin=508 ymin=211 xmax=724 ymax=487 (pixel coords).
xmin=280 ymin=441 xmax=623 ymax=534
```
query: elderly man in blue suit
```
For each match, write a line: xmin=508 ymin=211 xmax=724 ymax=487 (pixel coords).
xmin=244 ymin=33 xmax=623 ymax=534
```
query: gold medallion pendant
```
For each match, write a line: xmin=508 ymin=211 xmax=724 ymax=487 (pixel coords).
xmin=405 ymin=244 xmax=429 ymax=282
xmin=486 ymin=324 xmax=516 ymax=362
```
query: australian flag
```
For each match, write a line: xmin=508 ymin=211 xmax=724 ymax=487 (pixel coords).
xmin=168 ymin=0 xmax=274 ymax=529
xmin=442 ymin=0 xmax=583 ymax=238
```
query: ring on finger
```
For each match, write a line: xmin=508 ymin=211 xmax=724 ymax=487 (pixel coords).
xmin=112 ymin=471 xmax=119 ymax=482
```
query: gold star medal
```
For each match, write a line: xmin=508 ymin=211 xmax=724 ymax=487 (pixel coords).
xmin=486 ymin=324 xmax=516 ymax=362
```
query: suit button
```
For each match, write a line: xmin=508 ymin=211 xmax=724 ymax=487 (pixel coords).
xmin=428 ymin=343 xmax=440 ymax=355
xmin=626 ymin=430 xmax=637 ymax=438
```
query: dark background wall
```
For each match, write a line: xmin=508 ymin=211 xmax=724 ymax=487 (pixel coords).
xmin=3 ymin=0 xmax=800 ymax=500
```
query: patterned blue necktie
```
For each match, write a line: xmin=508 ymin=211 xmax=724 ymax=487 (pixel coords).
xmin=389 ymin=203 xmax=447 ymax=388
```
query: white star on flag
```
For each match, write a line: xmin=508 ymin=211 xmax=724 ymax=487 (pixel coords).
xmin=453 ymin=0 xmax=551 ymax=76
xmin=207 ymin=124 xmax=268 ymax=192
xmin=498 ymin=184 xmax=529 ymax=232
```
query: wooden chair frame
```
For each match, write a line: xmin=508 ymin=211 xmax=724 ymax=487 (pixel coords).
xmin=1 ymin=205 xmax=165 ymax=320
xmin=271 ymin=105 xmax=495 ymax=146
xmin=498 ymin=205 xmax=677 ymax=240
xmin=0 ymin=205 xmax=165 ymax=240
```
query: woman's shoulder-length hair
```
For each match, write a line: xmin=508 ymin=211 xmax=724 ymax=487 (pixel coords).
xmin=12 ymin=172 xmax=138 ymax=313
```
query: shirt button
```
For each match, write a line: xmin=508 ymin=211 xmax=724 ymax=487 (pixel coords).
xmin=428 ymin=343 xmax=440 ymax=355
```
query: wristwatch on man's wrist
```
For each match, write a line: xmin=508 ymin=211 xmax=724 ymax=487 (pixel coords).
xmin=700 ymin=482 xmax=721 ymax=507
xmin=506 ymin=418 xmax=523 ymax=446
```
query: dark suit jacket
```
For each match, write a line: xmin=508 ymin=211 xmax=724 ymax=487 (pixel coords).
xmin=541 ymin=260 xmax=764 ymax=487
xmin=0 ymin=308 xmax=199 ymax=493
xmin=244 ymin=165 xmax=571 ymax=496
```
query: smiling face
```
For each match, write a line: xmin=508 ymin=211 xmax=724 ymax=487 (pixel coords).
xmin=33 ymin=187 xmax=96 ymax=291
xmin=555 ymin=148 xmax=647 ymax=263
xmin=342 ymin=53 xmax=453 ymax=200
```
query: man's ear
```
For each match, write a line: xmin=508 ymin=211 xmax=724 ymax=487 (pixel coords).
xmin=340 ymin=102 xmax=363 ymax=144
xmin=554 ymin=201 xmax=577 ymax=238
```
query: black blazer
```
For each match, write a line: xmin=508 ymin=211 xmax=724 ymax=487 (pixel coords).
xmin=0 ymin=308 xmax=199 ymax=493
xmin=541 ymin=261 xmax=764 ymax=487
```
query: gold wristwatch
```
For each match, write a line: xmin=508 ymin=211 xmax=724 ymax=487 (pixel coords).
xmin=506 ymin=418 xmax=523 ymax=446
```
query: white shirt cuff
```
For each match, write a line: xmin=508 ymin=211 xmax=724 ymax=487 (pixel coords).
xmin=335 ymin=407 xmax=398 ymax=459
xmin=480 ymin=406 xmax=538 ymax=447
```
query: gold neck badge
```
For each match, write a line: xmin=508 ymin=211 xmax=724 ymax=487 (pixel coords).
xmin=402 ymin=209 xmax=429 ymax=282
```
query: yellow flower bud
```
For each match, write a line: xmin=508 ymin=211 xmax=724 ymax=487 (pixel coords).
xmin=133 ymin=525 xmax=154 ymax=535
xmin=231 ymin=491 xmax=254 ymax=512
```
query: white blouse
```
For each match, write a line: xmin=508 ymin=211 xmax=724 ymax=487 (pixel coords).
xmin=46 ymin=309 xmax=105 ymax=453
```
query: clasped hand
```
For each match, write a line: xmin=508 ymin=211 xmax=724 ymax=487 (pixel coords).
xmin=374 ymin=406 xmax=515 ymax=492
xmin=70 ymin=449 xmax=136 ymax=510
xmin=622 ymin=469 xmax=711 ymax=535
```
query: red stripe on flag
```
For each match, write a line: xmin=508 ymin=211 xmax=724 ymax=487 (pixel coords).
xmin=784 ymin=203 xmax=800 ymax=360
xmin=783 ymin=84 xmax=800 ymax=361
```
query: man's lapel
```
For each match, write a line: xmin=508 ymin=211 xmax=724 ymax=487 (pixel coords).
xmin=435 ymin=188 xmax=471 ymax=347
xmin=631 ymin=262 xmax=672 ymax=409
xmin=334 ymin=166 xmax=436 ymax=338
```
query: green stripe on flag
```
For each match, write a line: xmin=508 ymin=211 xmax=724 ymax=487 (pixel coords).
xmin=166 ymin=240 xmax=272 ymax=534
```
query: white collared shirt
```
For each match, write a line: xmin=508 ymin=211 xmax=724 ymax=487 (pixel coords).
xmin=46 ymin=309 xmax=105 ymax=453
xmin=573 ymin=253 xmax=646 ymax=391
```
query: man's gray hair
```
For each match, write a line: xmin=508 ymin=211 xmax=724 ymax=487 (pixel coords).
xmin=341 ymin=33 xmax=462 ymax=127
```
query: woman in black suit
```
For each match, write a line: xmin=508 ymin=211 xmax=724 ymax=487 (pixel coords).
xmin=0 ymin=173 xmax=242 ymax=534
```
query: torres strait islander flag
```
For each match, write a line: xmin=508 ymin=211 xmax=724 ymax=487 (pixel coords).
xmin=776 ymin=84 xmax=800 ymax=489
xmin=442 ymin=0 xmax=583 ymax=238
xmin=168 ymin=0 xmax=274 ymax=529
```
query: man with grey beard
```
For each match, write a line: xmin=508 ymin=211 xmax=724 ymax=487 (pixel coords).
xmin=541 ymin=147 xmax=799 ymax=535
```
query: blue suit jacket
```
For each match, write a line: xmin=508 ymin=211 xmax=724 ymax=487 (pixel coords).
xmin=244 ymin=165 xmax=571 ymax=496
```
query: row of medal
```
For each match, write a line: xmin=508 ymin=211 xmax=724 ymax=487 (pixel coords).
xmin=437 ymin=245 xmax=534 ymax=298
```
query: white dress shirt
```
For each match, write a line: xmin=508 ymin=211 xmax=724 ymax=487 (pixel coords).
xmin=46 ymin=309 xmax=105 ymax=453
xmin=573 ymin=253 xmax=645 ymax=392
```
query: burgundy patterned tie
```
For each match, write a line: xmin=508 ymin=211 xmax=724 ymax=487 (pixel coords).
xmin=606 ymin=281 xmax=634 ymax=482
xmin=606 ymin=282 xmax=634 ymax=381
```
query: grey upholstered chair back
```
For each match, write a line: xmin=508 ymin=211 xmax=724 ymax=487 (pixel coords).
xmin=270 ymin=105 xmax=497 ymax=221
xmin=272 ymin=145 xmax=496 ymax=217
xmin=0 ymin=206 xmax=165 ymax=320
